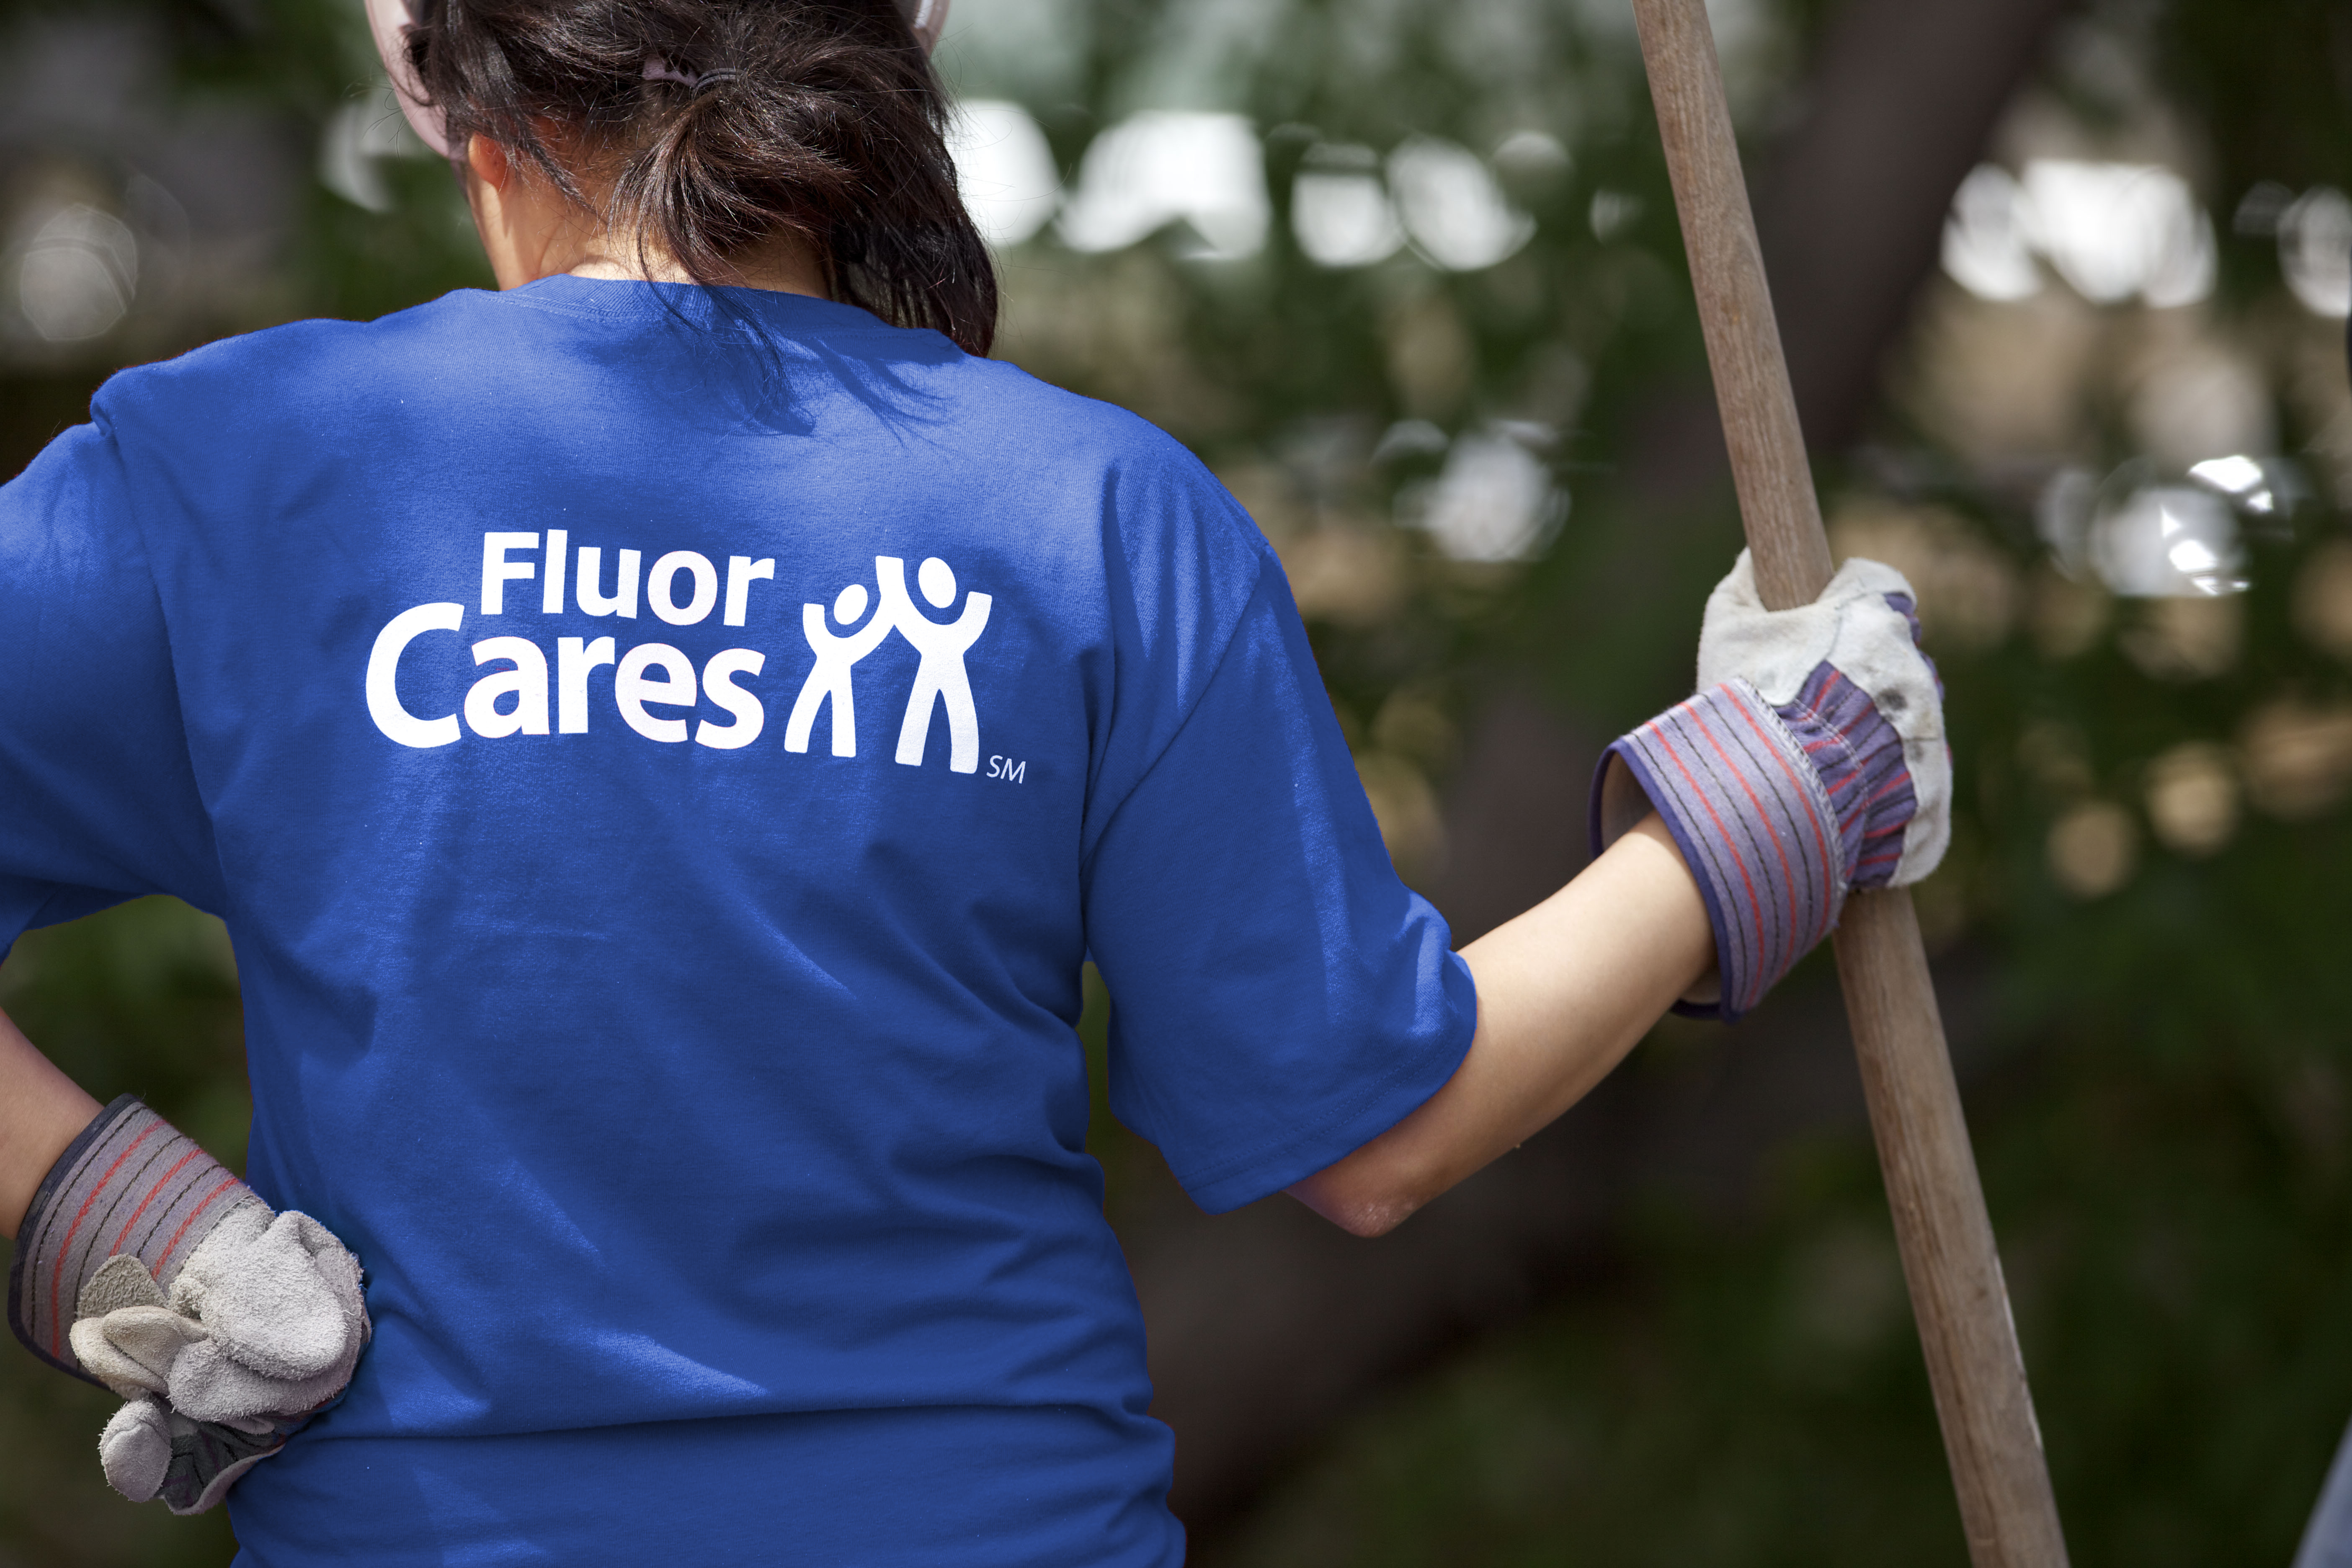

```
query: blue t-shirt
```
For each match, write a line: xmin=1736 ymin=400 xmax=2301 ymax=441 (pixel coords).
xmin=0 ymin=278 xmax=1475 ymax=1565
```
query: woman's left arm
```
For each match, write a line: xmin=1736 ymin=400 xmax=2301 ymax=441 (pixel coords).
xmin=1288 ymin=813 xmax=1712 ymax=1237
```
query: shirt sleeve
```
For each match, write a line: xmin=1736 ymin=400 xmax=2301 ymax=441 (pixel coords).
xmin=0 ymin=419 xmax=219 ymax=946
xmin=1080 ymin=541 xmax=1476 ymax=1215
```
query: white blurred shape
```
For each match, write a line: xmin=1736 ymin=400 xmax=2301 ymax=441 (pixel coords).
xmin=1372 ymin=418 xmax=1449 ymax=462
xmin=2191 ymin=454 xmax=2301 ymax=518
xmin=1292 ymin=173 xmax=1403 ymax=267
xmin=1388 ymin=138 xmax=1533 ymax=273
xmin=321 ymin=83 xmax=434 ymax=214
xmin=2169 ymin=536 xmax=2220 ymax=573
xmin=20 ymin=204 xmax=137 ymax=341
xmin=1057 ymin=111 xmax=1267 ymax=260
xmin=2091 ymin=485 xmax=2244 ymax=598
xmin=1292 ymin=144 xmax=1403 ymax=267
xmin=1491 ymin=129 xmax=1571 ymax=176
xmin=2019 ymin=160 xmax=2214 ymax=307
xmin=2279 ymin=187 xmax=2352 ymax=319
xmin=2035 ymin=465 xmax=2099 ymax=568
xmin=1413 ymin=427 xmax=1560 ymax=562
xmin=1588 ymin=189 xmax=1641 ymax=242
xmin=947 ymin=100 xmax=1061 ymax=248
xmin=2141 ymin=202 xmax=2218 ymax=309
xmin=1943 ymin=160 xmax=2216 ymax=307
xmin=1941 ymin=165 xmax=2041 ymax=302
xmin=2190 ymin=454 xmax=2267 ymax=497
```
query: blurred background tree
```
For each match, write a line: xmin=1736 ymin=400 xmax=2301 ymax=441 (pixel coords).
xmin=2 ymin=0 xmax=2349 ymax=1562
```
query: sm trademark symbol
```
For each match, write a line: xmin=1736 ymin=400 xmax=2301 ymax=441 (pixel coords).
xmin=986 ymin=756 xmax=1026 ymax=783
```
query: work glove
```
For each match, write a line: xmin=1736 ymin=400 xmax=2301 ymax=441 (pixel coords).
xmin=8 ymin=1096 xmax=370 ymax=1513
xmin=96 ymin=1398 xmax=309 ymax=1516
xmin=1591 ymin=550 xmax=1950 ymax=1021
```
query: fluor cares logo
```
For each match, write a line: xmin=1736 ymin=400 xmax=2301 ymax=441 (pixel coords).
xmin=365 ymin=533 xmax=997 ymax=773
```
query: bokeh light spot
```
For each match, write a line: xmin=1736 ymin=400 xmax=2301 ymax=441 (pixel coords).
xmin=1941 ymin=160 xmax=2214 ymax=309
xmin=1057 ymin=112 xmax=1268 ymax=260
xmin=17 ymin=204 xmax=137 ymax=341
xmin=2241 ymin=699 xmax=2352 ymax=820
xmin=948 ymin=100 xmax=1061 ymax=248
xmin=2047 ymin=800 xmax=2137 ymax=899
xmin=2145 ymin=742 xmax=2239 ymax=857
xmin=1387 ymin=138 xmax=1533 ymax=273
xmin=1292 ymin=144 xmax=1404 ymax=268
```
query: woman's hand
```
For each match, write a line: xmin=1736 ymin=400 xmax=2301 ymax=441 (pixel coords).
xmin=0 ymin=1007 xmax=371 ymax=1513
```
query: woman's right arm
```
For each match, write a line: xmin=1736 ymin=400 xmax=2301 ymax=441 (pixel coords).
xmin=0 ymin=1005 xmax=101 ymax=1239
xmin=1292 ymin=554 xmax=1951 ymax=1236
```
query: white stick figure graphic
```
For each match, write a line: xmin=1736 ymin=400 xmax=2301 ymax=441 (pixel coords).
xmin=881 ymin=556 xmax=992 ymax=773
xmin=784 ymin=578 xmax=897 ymax=757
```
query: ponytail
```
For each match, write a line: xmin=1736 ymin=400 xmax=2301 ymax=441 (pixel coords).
xmin=404 ymin=0 xmax=998 ymax=356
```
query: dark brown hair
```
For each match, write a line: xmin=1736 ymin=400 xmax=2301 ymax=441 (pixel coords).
xmin=403 ymin=0 xmax=997 ymax=355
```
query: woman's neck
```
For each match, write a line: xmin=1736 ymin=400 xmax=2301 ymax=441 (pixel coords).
xmin=565 ymin=230 xmax=830 ymax=298
xmin=460 ymin=132 xmax=830 ymax=299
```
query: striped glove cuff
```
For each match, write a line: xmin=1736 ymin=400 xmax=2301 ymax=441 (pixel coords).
xmin=8 ymin=1096 xmax=258 ymax=1386
xmin=1591 ymin=673 xmax=1917 ymax=1022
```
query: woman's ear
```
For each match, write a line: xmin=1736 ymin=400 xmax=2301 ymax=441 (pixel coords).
xmin=461 ymin=135 xmax=541 ymax=290
xmin=465 ymin=134 xmax=511 ymax=191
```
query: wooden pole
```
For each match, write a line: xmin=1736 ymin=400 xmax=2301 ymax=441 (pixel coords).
xmin=1626 ymin=3 xmax=2069 ymax=1563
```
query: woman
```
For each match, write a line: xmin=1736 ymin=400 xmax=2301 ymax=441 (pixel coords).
xmin=0 ymin=0 xmax=1947 ymax=1560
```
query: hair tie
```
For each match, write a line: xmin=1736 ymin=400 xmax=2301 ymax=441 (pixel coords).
xmin=642 ymin=56 xmax=740 ymax=92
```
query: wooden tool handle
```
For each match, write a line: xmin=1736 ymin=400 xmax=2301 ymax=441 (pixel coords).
xmin=1627 ymin=1 xmax=2069 ymax=1563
